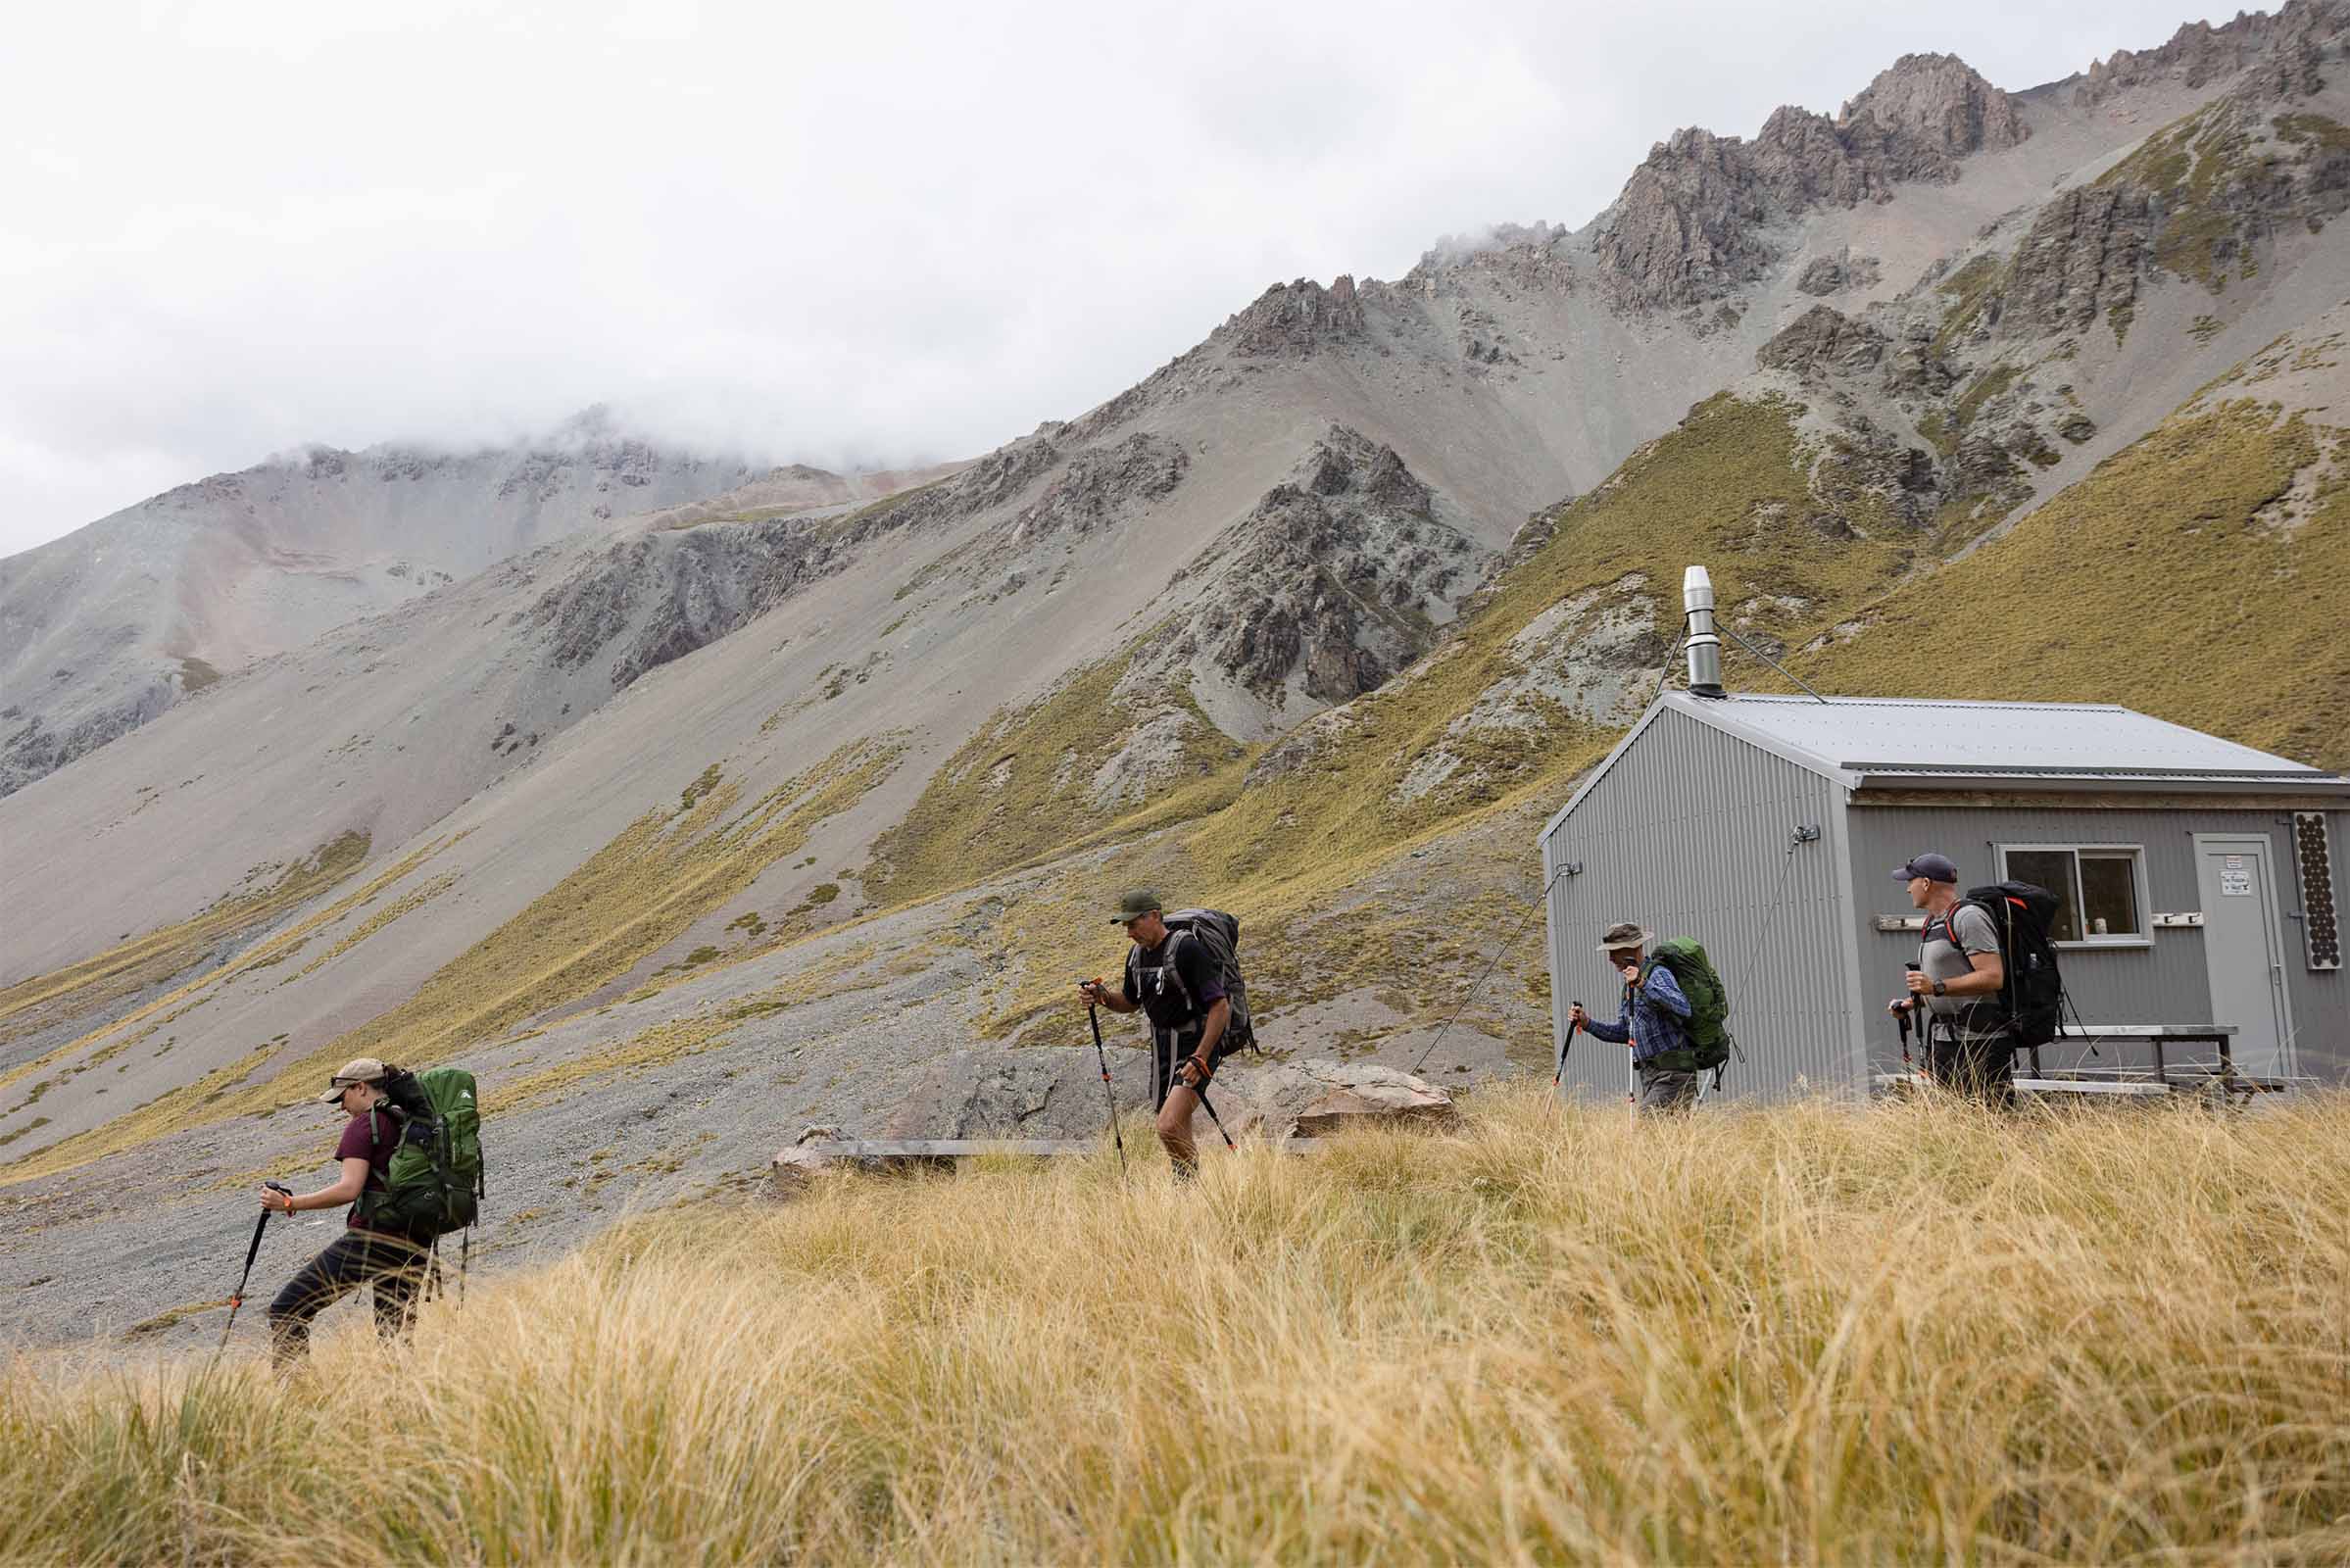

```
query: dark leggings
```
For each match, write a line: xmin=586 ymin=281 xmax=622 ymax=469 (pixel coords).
xmin=267 ymin=1229 xmax=427 ymax=1364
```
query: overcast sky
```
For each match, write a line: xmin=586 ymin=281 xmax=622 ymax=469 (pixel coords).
xmin=1 ymin=0 xmax=2218 ymax=556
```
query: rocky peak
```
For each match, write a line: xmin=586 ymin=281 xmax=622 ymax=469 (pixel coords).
xmin=1596 ymin=53 xmax=2030 ymax=311
xmin=1591 ymin=128 xmax=1774 ymax=311
xmin=1220 ymin=274 xmax=1369 ymax=357
xmin=1836 ymin=54 xmax=2027 ymax=175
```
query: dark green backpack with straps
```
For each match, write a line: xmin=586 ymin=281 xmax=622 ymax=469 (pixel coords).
xmin=1641 ymin=938 xmax=1733 ymax=1076
xmin=359 ymin=1065 xmax=484 ymax=1240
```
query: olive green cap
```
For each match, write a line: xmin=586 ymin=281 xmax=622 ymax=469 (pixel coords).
xmin=1109 ymin=889 xmax=1162 ymax=924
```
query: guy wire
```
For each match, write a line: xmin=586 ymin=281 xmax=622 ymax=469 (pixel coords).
xmin=1409 ymin=859 xmax=1576 ymax=1077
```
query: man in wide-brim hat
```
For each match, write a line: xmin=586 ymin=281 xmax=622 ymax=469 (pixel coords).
xmin=1568 ymin=920 xmax=1699 ymax=1115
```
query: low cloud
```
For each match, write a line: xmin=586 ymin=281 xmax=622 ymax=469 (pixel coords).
xmin=0 ymin=0 xmax=2202 ymax=554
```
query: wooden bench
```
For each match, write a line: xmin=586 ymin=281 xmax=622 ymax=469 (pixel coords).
xmin=2013 ymin=1023 xmax=2237 ymax=1085
xmin=795 ymin=1138 xmax=1327 ymax=1164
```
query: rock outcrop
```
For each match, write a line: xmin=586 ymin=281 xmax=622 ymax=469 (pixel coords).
xmin=2000 ymin=186 xmax=2156 ymax=337
xmin=1145 ymin=428 xmax=1491 ymax=706
xmin=529 ymin=502 xmax=929 ymax=690
xmin=1224 ymin=1059 xmax=1460 ymax=1141
xmin=1836 ymin=53 xmax=2028 ymax=179
xmin=1000 ymin=433 xmax=1189 ymax=553
xmin=1220 ymin=275 xmax=1370 ymax=357
xmin=1756 ymin=305 xmax=1890 ymax=380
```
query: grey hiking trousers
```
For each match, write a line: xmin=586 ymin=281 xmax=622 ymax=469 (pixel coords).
xmin=1635 ymin=1063 xmax=1699 ymax=1116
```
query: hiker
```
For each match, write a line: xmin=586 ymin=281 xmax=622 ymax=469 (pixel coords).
xmin=1078 ymin=890 xmax=1235 ymax=1176
xmin=1886 ymin=853 xmax=2014 ymax=1105
xmin=1568 ymin=920 xmax=1698 ymax=1115
xmin=258 ymin=1055 xmax=430 ymax=1365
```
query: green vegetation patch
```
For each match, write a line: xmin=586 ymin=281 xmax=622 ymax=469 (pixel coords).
xmin=0 ymin=830 xmax=373 ymax=1070
xmin=866 ymin=645 xmax=1249 ymax=908
xmin=1933 ymin=253 xmax=2007 ymax=352
xmin=2096 ymin=100 xmax=2327 ymax=292
xmin=1950 ymin=364 xmax=2020 ymax=431
xmin=1800 ymin=400 xmax=2349 ymax=768
xmin=175 ymin=657 xmax=220 ymax=694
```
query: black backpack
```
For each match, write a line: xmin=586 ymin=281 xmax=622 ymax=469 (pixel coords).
xmin=1129 ymin=907 xmax=1256 ymax=1052
xmin=1946 ymin=882 xmax=2064 ymax=1047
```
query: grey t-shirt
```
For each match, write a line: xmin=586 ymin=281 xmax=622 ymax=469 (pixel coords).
xmin=1923 ymin=902 xmax=2001 ymax=1019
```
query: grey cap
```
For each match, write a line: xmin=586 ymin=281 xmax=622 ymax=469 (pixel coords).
xmin=1597 ymin=921 xmax=1653 ymax=954
xmin=1109 ymin=889 xmax=1162 ymax=924
xmin=1893 ymin=853 xmax=1960 ymax=884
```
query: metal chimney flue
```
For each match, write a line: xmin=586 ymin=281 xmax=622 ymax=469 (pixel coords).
xmin=1682 ymin=564 xmax=1726 ymax=698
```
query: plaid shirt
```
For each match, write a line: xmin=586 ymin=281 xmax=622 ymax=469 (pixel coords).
xmin=1580 ymin=961 xmax=1692 ymax=1066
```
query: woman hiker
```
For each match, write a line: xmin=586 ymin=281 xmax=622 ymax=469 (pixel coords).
xmin=257 ymin=1055 xmax=430 ymax=1365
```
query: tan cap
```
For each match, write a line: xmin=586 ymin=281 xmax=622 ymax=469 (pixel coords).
xmin=318 ymin=1056 xmax=388 ymax=1102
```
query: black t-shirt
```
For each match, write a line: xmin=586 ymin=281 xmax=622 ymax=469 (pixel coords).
xmin=1126 ymin=932 xmax=1224 ymax=1034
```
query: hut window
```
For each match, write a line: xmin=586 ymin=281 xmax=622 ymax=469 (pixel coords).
xmin=1998 ymin=846 xmax=2147 ymax=945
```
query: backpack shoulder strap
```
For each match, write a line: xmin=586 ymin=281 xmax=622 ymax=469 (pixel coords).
xmin=1162 ymin=930 xmax=1196 ymax=1012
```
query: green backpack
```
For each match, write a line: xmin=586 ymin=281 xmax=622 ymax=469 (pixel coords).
xmin=1643 ymin=938 xmax=1733 ymax=1078
xmin=360 ymin=1065 xmax=484 ymax=1240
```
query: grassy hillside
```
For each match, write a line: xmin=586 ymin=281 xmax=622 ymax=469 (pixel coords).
xmin=8 ymin=1089 xmax=2344 ymax=1564
xmin=928 ymin=394 xmax=1921 ymax=1047
xmin=1799 ymin=400 xmax=2350 ymax=768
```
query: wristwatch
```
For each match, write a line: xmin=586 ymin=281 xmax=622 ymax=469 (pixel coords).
xmin=1932 ymin=979 xmax=1947 ymax=997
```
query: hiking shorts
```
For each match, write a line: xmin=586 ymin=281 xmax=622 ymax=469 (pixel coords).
xmin=1150 ymin=1023 xmax=1243 ymax=1110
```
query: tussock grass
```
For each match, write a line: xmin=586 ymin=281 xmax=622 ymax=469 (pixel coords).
xmin=9 ymin=1087 xmax=2345 ymax=1564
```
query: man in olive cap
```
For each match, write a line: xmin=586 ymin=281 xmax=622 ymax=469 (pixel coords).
xmin=1568 ymin=920 xmax=1698 ymax=1115
xmin=255 ymin=1056 xmax=429 ymax=1365
xmin=1078 ymin=890 xmax=1233 ymax=1175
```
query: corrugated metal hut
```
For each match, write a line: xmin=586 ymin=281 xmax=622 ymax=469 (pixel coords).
xmin=1539 ymin=686 xmax=2349 ymax=1101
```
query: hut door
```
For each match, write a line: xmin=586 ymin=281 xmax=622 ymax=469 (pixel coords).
xmin=2193 ymin=836 xmax=2294 ymax=1076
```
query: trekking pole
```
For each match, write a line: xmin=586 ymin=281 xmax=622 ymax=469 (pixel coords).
xmin=217 ymin=1181 xmax=292 ymax=1353
xmin=1553 ymin=1007 xmax=1582 ymax=1088
xmin=1086 ymin=997 xmax=1129 ymax=1179
xmin=1188 ymin=1061 xmax=1238 ymax=1151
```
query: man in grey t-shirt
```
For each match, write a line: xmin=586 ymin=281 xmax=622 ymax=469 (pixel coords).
xmin=1885 ymin=852 xmax=2014 ymax=1105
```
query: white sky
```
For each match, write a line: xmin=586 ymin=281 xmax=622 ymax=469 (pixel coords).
xmin=1 ymin=0 xmax=2218 ymax=555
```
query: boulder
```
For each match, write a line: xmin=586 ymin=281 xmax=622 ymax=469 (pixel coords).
xmin=1224 ymin=1058 xmax=1459 ymax=1140
xmin=768 ymin=1130 xmax=958 ymax=1200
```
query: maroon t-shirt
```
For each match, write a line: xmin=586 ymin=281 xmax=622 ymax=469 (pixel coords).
xmin=335 ymin=1109 xmax=399 ymax=1233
